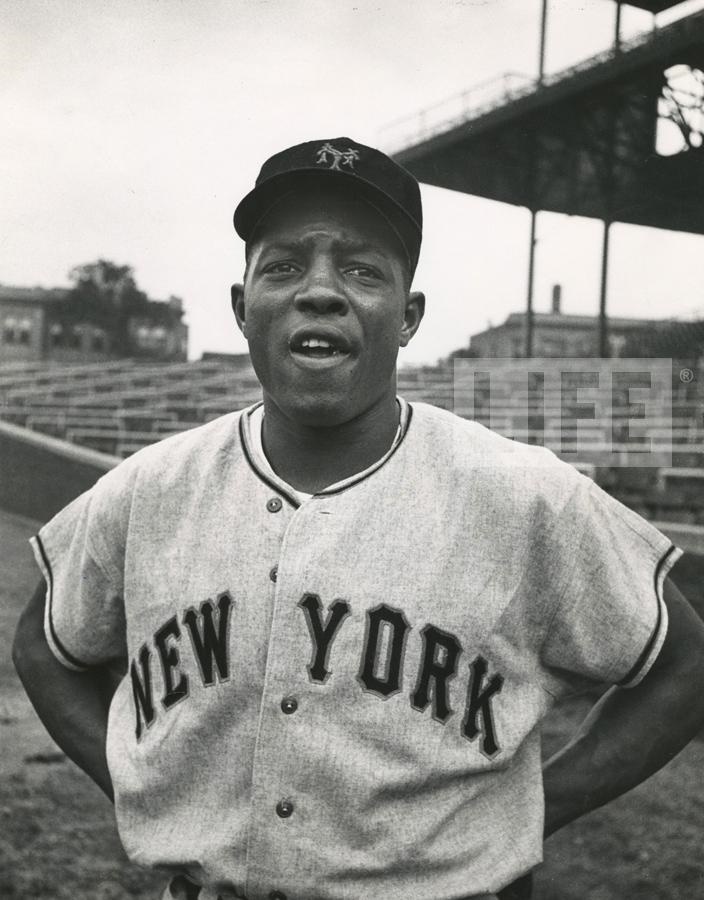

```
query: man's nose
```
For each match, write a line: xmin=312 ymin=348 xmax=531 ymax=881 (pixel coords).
xmin=293 ymin=259 xmax=348 ymax=315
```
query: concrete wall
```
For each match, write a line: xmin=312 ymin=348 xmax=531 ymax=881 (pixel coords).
xmin=0 ymin=420 xmax=120 ymax=524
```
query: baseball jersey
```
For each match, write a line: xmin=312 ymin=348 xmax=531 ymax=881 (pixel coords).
xmin=30 ymin=400 xmax=681 ymax=900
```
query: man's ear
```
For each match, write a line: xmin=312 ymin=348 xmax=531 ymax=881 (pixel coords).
xmin=231 ymin=283 xmax=246 ymax=336
xmin=399 ymin=291 xmax=425 ymax=348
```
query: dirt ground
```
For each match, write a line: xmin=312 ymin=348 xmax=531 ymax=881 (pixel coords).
xmin=1 ymin=508 xmax=703 ymax=900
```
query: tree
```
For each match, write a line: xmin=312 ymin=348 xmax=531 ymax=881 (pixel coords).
xmin=58 ymin=260 xmax=149 ymax=356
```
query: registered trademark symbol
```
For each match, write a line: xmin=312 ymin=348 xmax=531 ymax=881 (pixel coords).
xmin=680 ymin=368 xmax=694 ymax=384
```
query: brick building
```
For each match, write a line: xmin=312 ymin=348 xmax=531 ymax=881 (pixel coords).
xmin=461 ymin=289 xmax=687 ymax=359
xmin=0 ymin=285 xmax=188 ymax=363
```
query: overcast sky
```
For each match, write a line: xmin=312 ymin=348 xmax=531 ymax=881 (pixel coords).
xmin=2 ymin=0 xmax=704 ymax=365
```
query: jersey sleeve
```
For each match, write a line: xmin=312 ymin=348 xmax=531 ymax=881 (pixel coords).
xmin=540 ymin=476 xmax=682 ymax=695
xmin=29 ymin=467 xmax=132 ymax=671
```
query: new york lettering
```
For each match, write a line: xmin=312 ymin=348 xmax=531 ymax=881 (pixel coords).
xmin=130 ymin=592 xmax=233 ymax=739
xmin=299 ymin=595 xmax=503 ymax=758
xmin=128 ymin=591 xmax=504 ymax=757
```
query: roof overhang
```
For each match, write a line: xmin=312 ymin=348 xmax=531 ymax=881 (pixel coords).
xmin=394 ymin=11 xmax=704 ymax=235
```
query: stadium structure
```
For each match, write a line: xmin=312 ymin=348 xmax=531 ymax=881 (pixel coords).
xmin=2 ymin=7 xmax=703 ymax=897
xmin=385 ymin=0 xmax=704 ymax=359
xmin=1 ymin=0 xmax=703 ymax=552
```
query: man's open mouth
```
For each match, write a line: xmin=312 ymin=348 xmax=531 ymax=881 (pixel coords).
xmin=289 ymin=330 xmax=352 ymax=359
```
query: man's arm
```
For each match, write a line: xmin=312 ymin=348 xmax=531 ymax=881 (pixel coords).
xmin=542 ymin=575 xmax=704 ymax=837
xmin=12 ymin=579 xmax=118 ymax=802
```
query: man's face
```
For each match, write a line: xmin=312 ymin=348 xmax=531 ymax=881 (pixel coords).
xmin=236 ymin=186 xmax=423 ymax=427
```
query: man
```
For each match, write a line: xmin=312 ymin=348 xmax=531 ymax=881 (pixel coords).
xmin=13 ymin=137 xmax=704 ymax=900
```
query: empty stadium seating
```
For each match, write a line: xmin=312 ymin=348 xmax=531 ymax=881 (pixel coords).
xmin=1 ymin=357 xmax=702 ymax=522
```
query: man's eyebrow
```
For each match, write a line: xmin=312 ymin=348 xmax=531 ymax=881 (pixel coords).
xmin=339 ymin=240 xmax=390 ymax=257
xmin=255 ymin=240 xmax=303 ymax=255
xmin=257 ymin=237 xmax=391 ymax=257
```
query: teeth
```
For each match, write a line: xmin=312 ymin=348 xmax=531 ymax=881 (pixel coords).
xmin=302 ymin=338 xmax=333 ymax=349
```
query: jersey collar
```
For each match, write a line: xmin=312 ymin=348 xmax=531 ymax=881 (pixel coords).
xmin=238 ymin=397 xmax=413 ymax=507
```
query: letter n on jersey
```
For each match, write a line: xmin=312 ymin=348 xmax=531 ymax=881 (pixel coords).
xmin=130 ymin=591 xmax=233 ymax=740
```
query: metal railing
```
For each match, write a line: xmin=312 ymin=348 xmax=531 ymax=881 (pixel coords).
xmin=381 ymin=9 xmax=704 ymax=153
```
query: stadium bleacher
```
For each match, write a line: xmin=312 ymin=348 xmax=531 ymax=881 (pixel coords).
xmin=1 ymin=357 xmax=703 ymax=525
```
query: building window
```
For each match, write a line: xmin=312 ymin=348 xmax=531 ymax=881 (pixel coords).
xmin=50 ymin=323 xmax=64 ymax=347
xmin=136 ymin=324 xmax=169 ymax=349
xmin=18 ymin=318 xmax=31 ymax=345
xmin=3 ymin=317 xmax=17 ymax=343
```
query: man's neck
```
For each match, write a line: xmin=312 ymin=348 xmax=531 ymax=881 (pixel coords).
xmin=261 ymin=391 xmax=400 ymax=495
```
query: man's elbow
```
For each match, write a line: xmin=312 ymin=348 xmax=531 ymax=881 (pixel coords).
xmin=12 ymin=620 xmax=38 ymax=685
xmin=12 ymin=579 xmax=49 ymax=681
xmin=656 ymin=576 xmax=704 ymax=707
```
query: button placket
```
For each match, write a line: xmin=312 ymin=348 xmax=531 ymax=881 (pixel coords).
xmin=246 ymin=501 xmax=328 ymax=884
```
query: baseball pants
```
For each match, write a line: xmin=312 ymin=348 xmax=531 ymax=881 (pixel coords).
xmin=162 ymin=877 xmax=513 ymax=900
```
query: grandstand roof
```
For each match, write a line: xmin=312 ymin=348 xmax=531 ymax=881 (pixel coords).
xmin=619 ymin=1 xmax=687 ymax=11
xmin=502 ymin=312 xmax=671 ymax=328
xmin=474 ymin=312 xmax=676 ymax=336
xmin=392 ymin=10 xmax=704 ymax=235
xmin=0 ymin=285 xmax=68 ymax=304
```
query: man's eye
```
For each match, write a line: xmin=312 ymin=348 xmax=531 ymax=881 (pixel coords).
xmin=264 ymin=262 xmax=298 ymax=275
xmin=347 ymin=265 xmax=381 ymax=280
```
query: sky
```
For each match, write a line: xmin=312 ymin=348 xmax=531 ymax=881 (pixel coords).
xmin=2 ymin=0 xmax=704 ymax=365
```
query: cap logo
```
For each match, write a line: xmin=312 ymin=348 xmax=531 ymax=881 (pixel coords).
xmin=315 ymin=142 xmax=360 ymax=172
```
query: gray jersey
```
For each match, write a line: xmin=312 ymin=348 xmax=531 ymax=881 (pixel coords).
xmin=31 ymin=400 xmax=680 ymax=900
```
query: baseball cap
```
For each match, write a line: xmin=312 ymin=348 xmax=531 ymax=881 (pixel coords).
xmin=233 ymin=137 xmax=423 ymax=275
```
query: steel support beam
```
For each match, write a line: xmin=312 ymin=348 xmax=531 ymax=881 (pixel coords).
xmin=525 ymin=210 xmax=538 ymax=358
xmin=598 ymin=221 xmax=611 ymax=358
xmin=525 ymin=0 xmax=548 ymax=358
xmin=538 ymin=0 xmax=549 ymax=84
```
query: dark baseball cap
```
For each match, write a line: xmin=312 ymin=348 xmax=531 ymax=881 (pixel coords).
xmin=233 ymin=137 xmax=423 ymax=275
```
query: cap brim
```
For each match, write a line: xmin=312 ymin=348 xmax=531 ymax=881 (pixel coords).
xmin=233 ymin=168 xmax=421 ymax=270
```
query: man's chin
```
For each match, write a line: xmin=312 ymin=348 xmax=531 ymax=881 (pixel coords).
xmin=262 ymin=374 xmax=396 ymax=431
xmin=281 ymin=393 xmax=357 ymax=429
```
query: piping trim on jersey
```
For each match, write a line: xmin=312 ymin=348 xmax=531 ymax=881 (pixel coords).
xmin=314 ymin=399 xmax=413 ymax=498
xmin=34 ymin=533 xmax=91 ymax=671
xmin=238 ymin=404 xmax=301 ymax=509
xmin=618 ymin=543 xmax=676 ymax=687
xmin=238 ymin=398 xmax=413 ymax=502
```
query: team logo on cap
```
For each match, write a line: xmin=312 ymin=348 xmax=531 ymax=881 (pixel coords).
xmin=315 ymin=143 xmax=360 ymax=171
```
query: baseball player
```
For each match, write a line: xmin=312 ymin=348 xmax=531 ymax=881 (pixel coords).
xmin=13 ymin=137 xmax=704 ymax=900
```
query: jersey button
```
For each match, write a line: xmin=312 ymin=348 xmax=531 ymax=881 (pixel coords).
xmin=280 ymin=697 xmax=298 ymax=714
xmin=276 ymin=799 xmax=294 ymax=818
xmin=269 ymin=565 xmax=278 ymax=582
xmin=266 ymin=497 xmax=283 ymax=513
xmin=269 ymin=892 xmax=287 ymax=900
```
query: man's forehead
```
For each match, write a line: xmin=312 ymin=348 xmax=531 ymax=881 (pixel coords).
xmin=248 ymin=188 xmax=409 ymax=259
